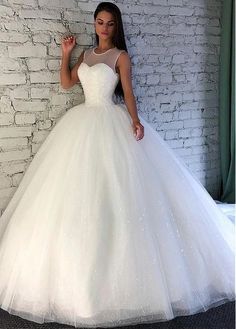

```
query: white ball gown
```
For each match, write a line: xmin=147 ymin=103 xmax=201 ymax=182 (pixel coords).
xmin=0 ymin=47 xmax=235 ymax=328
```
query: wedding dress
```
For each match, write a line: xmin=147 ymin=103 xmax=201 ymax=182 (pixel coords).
xmin=0 ymin=46 xmax=234 ymax=328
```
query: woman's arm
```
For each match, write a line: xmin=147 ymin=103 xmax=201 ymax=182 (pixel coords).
xmin=117 ymin=52 xmax=144 ymax=140
xmin=60 ymin=35 xmax=84 ymax=89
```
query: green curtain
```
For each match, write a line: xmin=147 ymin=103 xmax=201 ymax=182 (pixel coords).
xmin=218 ymin=0 xmax=235 ymax=203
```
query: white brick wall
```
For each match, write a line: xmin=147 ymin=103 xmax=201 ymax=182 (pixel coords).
xmin=0 ymin=0 xmax=222 ymax=214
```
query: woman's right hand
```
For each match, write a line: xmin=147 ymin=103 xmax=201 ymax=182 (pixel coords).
xmin=61 ymin=35 xmax=76 ymax=55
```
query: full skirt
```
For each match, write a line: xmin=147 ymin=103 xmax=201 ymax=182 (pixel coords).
xmin=0 ymin=102 xmax=235 ymax=327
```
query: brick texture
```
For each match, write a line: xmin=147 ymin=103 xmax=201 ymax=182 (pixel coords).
xmin=0 ymin=0 xmax=222 ymax=214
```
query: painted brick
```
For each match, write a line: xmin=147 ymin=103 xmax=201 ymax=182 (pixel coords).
xmin=0 ymin=0 xmax=223 ymax=204
xmin=8 ymin=44 xmax=47 ymax=58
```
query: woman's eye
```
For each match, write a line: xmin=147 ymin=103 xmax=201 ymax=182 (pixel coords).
xmin=97 ymin=22 xmax=114 ymax=26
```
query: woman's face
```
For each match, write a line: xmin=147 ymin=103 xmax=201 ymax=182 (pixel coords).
xmin=94 ymin=10 xmax=116 ymax=42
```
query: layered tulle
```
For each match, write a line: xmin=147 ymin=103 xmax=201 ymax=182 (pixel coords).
xmin=0 ymin=99 xmax=234 ymax=327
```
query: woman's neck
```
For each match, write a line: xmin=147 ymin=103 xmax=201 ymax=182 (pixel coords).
xmin=97 ymin=41 xmax=115 ymax=51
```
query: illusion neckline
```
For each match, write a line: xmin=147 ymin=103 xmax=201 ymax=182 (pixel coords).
xmin=80 ymin=62 xmax=119 ymax=78
xmin=93 ymin=46 xmax=116 ymax=55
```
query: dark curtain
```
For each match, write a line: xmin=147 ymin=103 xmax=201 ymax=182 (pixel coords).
xmin=218 ymin=0 xmax=235 ymax=203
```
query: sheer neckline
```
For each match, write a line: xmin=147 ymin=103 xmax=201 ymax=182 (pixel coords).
xmin=93 ymin=47 xmax=116 ymax=55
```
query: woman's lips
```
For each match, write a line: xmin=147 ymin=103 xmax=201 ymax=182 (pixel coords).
xmin=101 ymin=32 xmax=108 ymax=35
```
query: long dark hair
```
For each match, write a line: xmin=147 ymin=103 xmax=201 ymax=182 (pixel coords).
xmin=94 ymin=2 xmax=128 ymax=101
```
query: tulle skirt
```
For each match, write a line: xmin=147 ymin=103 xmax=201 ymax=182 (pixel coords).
xmin=0 ymin=102 xmax=235 ymax=327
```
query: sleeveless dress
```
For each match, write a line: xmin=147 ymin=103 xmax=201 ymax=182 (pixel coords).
xmin=0 ymin=46 xmax=234 ymax=328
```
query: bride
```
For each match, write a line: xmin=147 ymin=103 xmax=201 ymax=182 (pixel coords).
xmin=0 ymin=1 xmax=235 ymax=328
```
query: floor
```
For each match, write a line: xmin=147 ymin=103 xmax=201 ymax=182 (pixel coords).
xmin=0 ymin=301 xmax=235 ymax=329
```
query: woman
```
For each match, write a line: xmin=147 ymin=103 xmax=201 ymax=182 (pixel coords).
xmin=0 ymin=2 xmax=234 ymax=328
xmin=61 ymin=2 xmax=144 ymax=141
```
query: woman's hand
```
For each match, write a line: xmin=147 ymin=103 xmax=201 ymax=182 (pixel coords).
xmin=61 ymin=35 xmax=76 ymax=55
xmin=132 ymin=120 xmax=144 ymax=141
